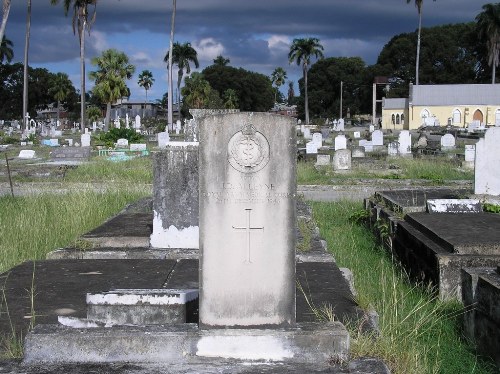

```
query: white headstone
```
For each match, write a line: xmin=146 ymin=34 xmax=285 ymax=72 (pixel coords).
xmin=464 ymin=145 xmax=475 ymax=162
xmin=475 ymin=128 xmax=500 ymax=195
xmin=125 ymin=113 xmax=130 ymax=129
xmin=305 ymin=141 xmax=318 ymax=154
xmin=369 ymin=125 xmax=375 ymax=133
xmin=353 ymin=131 xmax=361 ymax=139
xmin=157 ymin=131 xmax=170 ymax=148
xmin=398 ymin=131 xmax=412 ymax=155
xmin=18 ymin=150 xmax=36 ymax=159
xmin=333 ymin=149 xmax=351 ymax=171
xmin=303 ymin=128 xmax=311 ymax=140
xmin=358 ymin=139 xmax=373 ymax=152
xmin=440 ymin=134 xmax=456 ymax=149
xmin=336 ymin=118 xmax=345 ymax=132
xmin=130 ymin=143 xmax=147 ymax=151
xmin=175 ymin=120 xmax=182 ymax=135
xmin=371 ymin=130 xmax=383 ymax=146
xmin=116 ymin=138 xmax=129 ymax=148
xmin=135 ymin=115 xmax=141 ymax=129
xmin=67 ymin=139 xmax=73 ymax=147
xmin=334 ymin=135 xmax=347 ymax=151
xmin=81 ymin=133 xmax=91 ymax=147
xmin=312 ymin=132 xmax=323 ymax=147
xmin=92 ymin=122 xmax=97 ymax=132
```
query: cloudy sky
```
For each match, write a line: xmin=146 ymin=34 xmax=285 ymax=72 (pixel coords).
xmin=5 ymin=0 xmax=485 ymax=102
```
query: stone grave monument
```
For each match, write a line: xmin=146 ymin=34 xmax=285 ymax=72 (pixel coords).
xmin=398 ymin=130 xmax=412 ymax=156
xmin=440 ymin=134 xmax=456 ymax=150
xmin=475 ymin=127 xmax=500 ymax=196
xmin=334 ymin=134 xmax=347 ymax=150
xmin=371 ymin=130 xmax=383 ymax=146
xmin=333 ymin=149 xmax=352 ymax=171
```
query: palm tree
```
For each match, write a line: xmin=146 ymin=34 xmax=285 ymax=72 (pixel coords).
xmin=223 ymin=88 xmax=238 ymax=109
xmin=213 ymin=55 xmax=230 ymax=66
xmin=138 ymin=70 xmax=154 ymax=117
xmin=22 ymin=0 xmax=31 ymax=131
xmin=181 ymin=72 xmax=212 ymax=109
xmin=287 ymin=81 xmax=295 ymax=105
xmin=407 ymin=0 xmax=436 ymax=85
xmin=271 ymin=67 xmax=287 ymax=104
xmin=0 ymin=0 xmax=11 ymax=46
xmin=50 ymin=0 xmax=97 ymax=131
xmin=476 ymin=3 xmax=500 ymax=84
xmin=0 ymin=35 xmax=13 ymax=63
xmin=164 ymin=41 xmax=199 ymax=119
xmin=288 ymin=38 xmax=324 ymax=125
xmin=89 ymin=48 xmax=135 ymax=131
xmin=167 ymin=0 xmax=176 ymax=130
xmin=49 ymin=72 xmax=75 ymax=124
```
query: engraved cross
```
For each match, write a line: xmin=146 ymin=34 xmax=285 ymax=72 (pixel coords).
xmin=232 ymin=208 xmax=264 ymax=263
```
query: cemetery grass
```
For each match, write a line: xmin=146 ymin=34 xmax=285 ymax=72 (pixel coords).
xmin=311 ymin=201 xmax=496 ymax=374
xmin=297 ymin=157 xmax=473 ymax=185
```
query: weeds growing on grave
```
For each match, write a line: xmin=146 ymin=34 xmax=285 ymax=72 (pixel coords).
xmin=0 ymin=190 xmax=147 ymax=273
xmin=311 ymin=201 xmax=497 ymax=374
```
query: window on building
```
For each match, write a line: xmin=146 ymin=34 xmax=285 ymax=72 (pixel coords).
xmin=495 ymin=109 xmax=500 ymax=126
xmin=453 ymin=109 xmax=461 ymax=124
xmin=401 ymin=114 xmax=405 ymax=125
xmin=396 ymin=114 xmax=400 ymax=125
xmin=391 ymin=114 xmax=395 ymax=124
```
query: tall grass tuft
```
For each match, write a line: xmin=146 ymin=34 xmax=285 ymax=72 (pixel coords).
xmin=311 ymin=201 xmax=495 ymax=374
xmin=0 ymin=190 xmax=147 ymax=273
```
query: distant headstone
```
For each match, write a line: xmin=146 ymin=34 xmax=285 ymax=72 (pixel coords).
xmin=303 ymin=127 xmax=311 ymax=140
xmin=175 ymin=120 xmax=181 ymax=135
xmin=157 ymin=131 xmax=170 ymax=148
xmin=398 ymin=131 xmax=412 ymax=155
xmin=135 ymin=115 xmax=141 ymax=129
xmin=333 ymin=149 xmax=351 ymax=171
xmin=353 ymin=131 xmax=361 ymax=139
xmin=312 ymin=132 xmax=323 ymax=147
xmin=50 ymin=147 xmax=91 ymax=160
xmin=388 ymin=142 xmax=399 ymax=156
xmin=441 ymin=134 xmax=456 ymax=149
xmin=81 ymin=133 xmax=91 ymax=147
xmin=358 ymin=139 xmax=373 ymax=152
xmin=315 ymin=154 xmax=330 ymax=166
xmin=199 ymin=112 xmax=296 ymax=328
xmin=351 ymin=146 xmax=365 ymax=158
xmin=50 ymin=138 xmax=59 ymax=147
xmin=306 ymin=141 xmax=318 ymax=154
xmin=475 ymin=127 xmax=500 ymax=195
xmin=369 ymin=125 xmax=375 ymax=133
xmin=336 ymin=118 xmax=345 ymax=132
xmin=67 ymin=139 xmax=73 ymax=147
xmin=465 ymin=145 xmax=475 ymax=162
xmin=130 ymin=143 xmax=147 ymax=152
xmin=371 ymin=130 xmax=383 ymax=146
xmin=334 ymin=134 xmax=347 ymax=150
xmin=54 ymin=130 xmax=63 ymax=137
xmin=18 ymin=150 xmax=36 ymax=159
xmin=416 ymin=133 xmax=428 ymax=148
xmin=116 ymin=138 xmax=129 ymax=148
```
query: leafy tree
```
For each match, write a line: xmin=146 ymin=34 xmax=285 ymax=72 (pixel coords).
xmin=164 ymin=41 xmax=199 ymax=117
xmin=0 ymin=35 xmax=12 ymax=63
xmin=48 ymin=72 xmax=75 ymax=123
xmin=181 ymin=72 xmax=214 ymax=109
xmin=202 ymin=65 xmax=274 ymax=111
xmin=406 ymin=0 xmax=436 ymax=85
xmin=223 ymin=88 xmax=238 ymax=109
xmin=86 ymin=105 xmax=101 ymax=123
xmin=305 ymin=57 xmax=368 ymax=119
xmin=374 ymin=23 xmax=482 ymax=95
xmin=213 ymin=55 xmax=230 ymax=66
xmin=476 ymin=3 xmax=500 ymax=83
xmin=50 ymin=0 xmax=97 ymax=130
xmin=89 ymin=49 xmax=135 ymax=131
xmin=288 ymin=37 xmax=324 ymax=124
xmin=270 ymin=67 xmax=287 ymax=103
xmin=138 ymin=69 xmax=154 ymax=117
xmin=0 ymin=0 xmax=11 ymax=45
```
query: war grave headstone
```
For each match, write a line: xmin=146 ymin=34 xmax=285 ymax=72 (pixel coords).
xmin=312 ymin=132 xmax=323 ymax=148
xmin=157 ymin=131 xmax=170 ymax=148
xmin=475 ymin=127 xmax=500 ymax=196
xmin=463 ymin=144 xmax=475 ymax=169
xmin=305 ymin=141 xmax=318 ymax=154
xmin=81 ymin=133 xmax=91 ymax=147
xmin=334 ymin=134 xmax=347 ymax=151
xmin=303 ymin=127 xmax=311 ymax=139
xmin=336 ymin=118 xmax=345 ymax=132
xmin=199 ymin=113 xmax=296 ymax=328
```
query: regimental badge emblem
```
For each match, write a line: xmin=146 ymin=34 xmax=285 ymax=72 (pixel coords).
xmin=227 ymin=123 xmax=270 ymax=173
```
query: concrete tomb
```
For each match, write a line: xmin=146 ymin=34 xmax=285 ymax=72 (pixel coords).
xmin=475 ymin=127 xmax=500 ymax=196
xmin=315 ymin=154 xmax=331 ymax=166
xmin=198 ymin=112 xmax=296 ymax=328
xmin=18 ymin=150 xmax=36 ymax=159
xmin=334 ymin=135 xmax=347 ymax=151
xmin=351 ymin=146 xmax=365 ymax=158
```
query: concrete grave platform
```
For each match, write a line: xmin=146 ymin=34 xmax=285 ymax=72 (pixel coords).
xmin=375 ymin=188 xmax=472 ymax=214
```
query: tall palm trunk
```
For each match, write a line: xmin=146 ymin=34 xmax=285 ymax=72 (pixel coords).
xmin=22 ymin=0 xmax=31 ymax=131
xmin=0 ymin=0 xmax=11 ymax=45
xmin=57 ymin=100 xmax=61 ymax=124
xmin=105 ymin=102 xmax=111 ymax=130
xmin=492 ymin=40 xmax=498 ymax=84
xmin=415 ymin=7 xmax=422 ymax=85
xmin=177 ymin=69 xmax=182 ymax=121
xmin=80 ymin=12 xmax=86 ymax=132
xmin=303 ymin=63 xmax=309 ymax=125
xmin=167 ymin=0 xmax=176 ymax=131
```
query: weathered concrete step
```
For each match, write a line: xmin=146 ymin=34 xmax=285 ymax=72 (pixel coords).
xmin=23 ymin=322 xmax=349 ymax=365
xmin=404 ymin=212 xmax=500 ymax=255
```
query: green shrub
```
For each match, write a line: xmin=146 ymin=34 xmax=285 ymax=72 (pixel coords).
xmin=94 ymin=128 xmax=144 ymax=148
